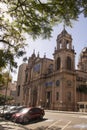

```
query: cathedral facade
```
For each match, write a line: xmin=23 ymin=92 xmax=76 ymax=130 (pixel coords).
xmin=17 ymin=29 xmax=87 ymax=111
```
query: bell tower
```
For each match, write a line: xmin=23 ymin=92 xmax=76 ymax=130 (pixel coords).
xmin=53 ymin=28 xmax=76 ymax=111
xmin=78 ymin=47 xmax=87 ymax=72
xmin=54 ymin=28 xmax=76 ymax=72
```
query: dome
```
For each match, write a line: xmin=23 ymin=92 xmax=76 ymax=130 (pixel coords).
xmin=80 ymin=47 xmax=87 ymax=58
xmin=82 ymin=47 xmax=87 ymax=53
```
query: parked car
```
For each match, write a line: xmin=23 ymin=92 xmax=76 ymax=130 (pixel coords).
xmin=11 ymin=107 xmax=45 ymax=124
xmin=4 ymin=106 xmax=26 ymax=120
xmin=0 ymin=105 xmax=17 ymax=117
xmin=0 ymin=106 xmax=3 ymax=110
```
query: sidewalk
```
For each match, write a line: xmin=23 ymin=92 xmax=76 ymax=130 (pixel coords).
xmin=0 ymin=117 xmax=30 ymax=130
xmin=45 ymin=109 xmax=87 ymax=115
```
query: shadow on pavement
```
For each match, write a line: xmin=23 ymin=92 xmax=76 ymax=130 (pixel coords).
xmin=23 ymin=118 xmax=48 ymax=125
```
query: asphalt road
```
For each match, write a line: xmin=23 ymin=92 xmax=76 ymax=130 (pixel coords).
xmin=25 ymin=111 xmax=87 ymax=130
xmin=0 ymin=111 xmax=87 ymax=130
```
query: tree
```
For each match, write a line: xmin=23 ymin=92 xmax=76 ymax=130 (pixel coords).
xmin=4 ymin=0 xmax=87 ymax=39
xmin=0 ymin=0 xmax=87 ymax=69
xmin=0 ymin=94 xmax=14 ymax=105
xmin=0 ymin=1 xmax=27 ymax=70
xmin=0 ymin=70 xmax=12 ymax=105
xmin=0 ymin=70 xmax=12 ymax=87
xmin=0 ymin=94 xmax=5 ymax=105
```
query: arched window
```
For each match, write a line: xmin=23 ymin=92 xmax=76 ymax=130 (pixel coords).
xmin=67 ymin=92 xmax=71 ymax=101
xmin=17 ymin=85 xmax=20 ymax=96
xmin=60 ymin=43 xmax=62 ymax=49
xmin=48 ymin=64 xmax=53 ymax=73
xmin=56 ymin=92 xmax=59 ymax=101
xmin=25 ymin=73 xmax=28 ymax=82
xmin=57 ymin=57 xmax=61 ymax=70
xmin=66 ymin=40 xmax=70 ymax=49
xmin=67 ymin=43 xmax=69 ymax=49
xmin=67 ymin=56 xmax=72 ymax=70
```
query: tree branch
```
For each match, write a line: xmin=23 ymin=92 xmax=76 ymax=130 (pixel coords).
xmin=0 ymin=39 xmax=14 ymax=47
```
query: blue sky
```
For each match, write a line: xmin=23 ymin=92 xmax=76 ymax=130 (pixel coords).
xmin=13 ymin=14 xmax=87 ymax=81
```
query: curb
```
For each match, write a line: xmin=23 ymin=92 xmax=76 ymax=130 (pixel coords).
xmin=45 ymin=110 xmax=87 ymax=115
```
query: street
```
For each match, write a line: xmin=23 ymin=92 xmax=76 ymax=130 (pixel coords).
xmin=25 ymin=111 xmax=87 ymax=130
xmin=0 ymin=111 xmax=87 ymax=130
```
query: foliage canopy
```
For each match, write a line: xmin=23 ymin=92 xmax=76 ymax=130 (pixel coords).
xmin=0 ymin=0 xmax=87 ymax=70
xmin=5 ymin=0 xmax=87 ymax=38
xmin=0 ymin=70 xmax=12 ymax=87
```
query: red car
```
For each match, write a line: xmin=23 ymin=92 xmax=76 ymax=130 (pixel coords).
xmin=11 ymin=107 xmax=45 ymax=124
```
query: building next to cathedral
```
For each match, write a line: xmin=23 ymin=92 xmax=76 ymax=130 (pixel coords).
xmin=16 ymin=29 xmax=87 ymax=112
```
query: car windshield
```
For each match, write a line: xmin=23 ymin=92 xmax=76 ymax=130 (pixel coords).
xmin=18 ymin=108 xmax=29 ymax=114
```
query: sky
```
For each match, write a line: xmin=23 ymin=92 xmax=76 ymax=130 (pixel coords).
xmin=12 ymin=14 xmax=87 ymax=82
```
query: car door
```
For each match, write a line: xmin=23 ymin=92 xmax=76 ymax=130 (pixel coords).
xmin=28 ymin=108 xmax=40 ymax=119
xmin=32 ymin=108 xmax=41 ymax=118
xmin=28 ymin=108 xmax=35 ymax=119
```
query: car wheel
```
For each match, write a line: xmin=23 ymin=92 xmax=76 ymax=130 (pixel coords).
xmin=23 ymin=117 xmax=29 ymax=124
xmin=39 ymin=115 xmax=43 ymax=119
xmin=12 ymin=118 xmax=17 ymax=123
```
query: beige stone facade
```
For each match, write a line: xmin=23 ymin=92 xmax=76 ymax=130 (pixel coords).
xmin=17 ymin=29 xmax=87 ymax=111
xmin=16 ymin=63 xmax=27 ymax=105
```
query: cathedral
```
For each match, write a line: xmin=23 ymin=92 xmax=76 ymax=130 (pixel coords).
xmin=16 ymin=29 xmax=87 ymax=111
